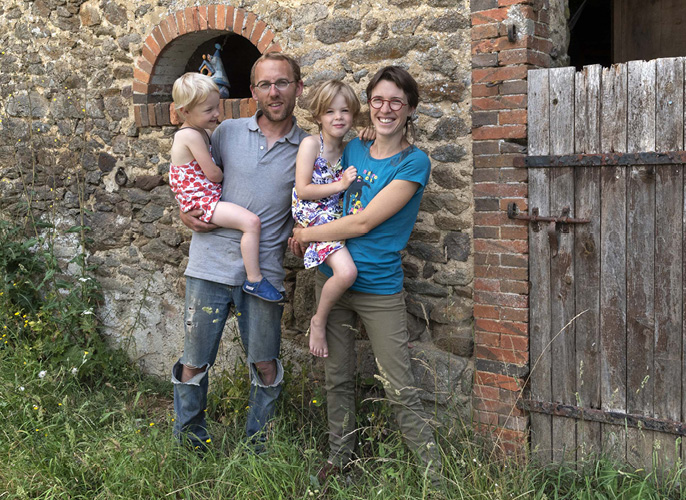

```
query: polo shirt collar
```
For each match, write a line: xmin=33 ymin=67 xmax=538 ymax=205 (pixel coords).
xmin=249 ymin=110 xmax=303 ymax=145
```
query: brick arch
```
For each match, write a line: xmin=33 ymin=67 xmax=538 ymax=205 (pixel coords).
xmin=132 ymin=5 xmax=281 ymax=127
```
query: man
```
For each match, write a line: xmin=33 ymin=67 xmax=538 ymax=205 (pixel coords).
xmin=171 ymin=53 xmax=307 ymax=451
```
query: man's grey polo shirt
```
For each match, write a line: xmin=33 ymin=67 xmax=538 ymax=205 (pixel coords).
xmin=184 ymin=112 xmax=308 ymax=290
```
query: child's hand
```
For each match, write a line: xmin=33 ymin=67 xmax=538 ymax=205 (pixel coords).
xmin=340 ymin=166 xmax=358 ymax=190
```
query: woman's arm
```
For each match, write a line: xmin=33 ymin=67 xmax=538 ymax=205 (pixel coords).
xmin=295 ymin=136 xmax=355 ymax=201
xmin=182 ymin=129 xmax=224 ymax=183
xmin=294 ymin=179 xmax=420 ymax=245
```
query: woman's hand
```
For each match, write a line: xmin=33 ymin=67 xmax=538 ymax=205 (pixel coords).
xmin=179 ymin=209 xmax=218 ymax=232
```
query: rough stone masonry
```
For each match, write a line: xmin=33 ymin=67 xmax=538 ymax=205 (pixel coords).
xmin=0 ymin=0 xmax=484 ymax=416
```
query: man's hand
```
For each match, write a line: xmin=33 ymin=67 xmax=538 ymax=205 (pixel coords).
xmin=340 ymin=166 xmax=358 ymax=189
xmin=179 ymin=209 xmax=218 ymax=232
xmin=358 ymin=125 xmax=376 ymax=142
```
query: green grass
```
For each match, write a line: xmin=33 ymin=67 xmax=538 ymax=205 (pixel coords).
xmin=2 ymin=337 xmax=685 ymax=499
xmin=0 ymin=220 xmax=684 ymax=499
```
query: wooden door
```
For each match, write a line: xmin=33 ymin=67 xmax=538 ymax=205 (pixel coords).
xmin=525 ymin=59 xmax=686 ymax=468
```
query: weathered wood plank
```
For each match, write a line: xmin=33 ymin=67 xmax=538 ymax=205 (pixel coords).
xmin=574 ymin=64 xmax=602 ymax=460
xmin=527 ymin=68 xmax=553 ymax=463
xmin=549 ymin=66 xmax=577 ymax=463
xmin=654 ymin=57 xmax=684 ymax=468
xmin=626 ymin=59 xmax=657 ymax=470
xmin=600 ymin=64 xmax=627 ymax=154
xmin=599 ymin=63 xmax=628 ymax=462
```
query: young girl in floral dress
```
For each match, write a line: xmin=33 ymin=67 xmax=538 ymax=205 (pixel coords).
xmin=292 ymin=80 xmax=360 ymax=357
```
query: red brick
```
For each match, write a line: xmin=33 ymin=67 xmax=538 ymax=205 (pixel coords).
xmin=474 ymin=291 xmax=528 ymax=308
xmin=474 ymin=253 xmax=501 ymax=266
xmin=238 ymin=98 xmax=250 ymax=117
xmin=475 ymin=411 xmax=499 ymax=426
xmin=500 ymin=307 xmax=528 ymax=322
xmin=265 ymin=42 xmax=282 ymax=54
xmin=476 ymin=319 xmax=527 ymax=337
xmin=476 ymin=331 xmax=500 ymax=347
xmin=474 ymin=226 xmax=499 ymax=239
xmin=531 ymin=36 xmax=553 ymax=54
xmin=499 ymin=109 xmax=527 ymax=124
xmin=473 ymin=65 xmax=528 ymax=84
xmin=473 ymin=83 xmax=499 ymax=98
xmin=475 ymin=265 xmax=528 ymax=281
xmin=141 ymin=44 xmax=156 ymax=66
xmin=223 ymin=100 xmax=233 ymax=119
xmin=243 ymin=12 xmax=257 ymax=38
xmin=475 ymin=304 xmax=500 ymax=320
xmin=474 ymin=182 xmax=527 ymax=198
xmin=501 ymin=334 xmax=529 ymax=351
xmin=208 ymin=4 xmax=216 ymax=29
xmin=198 ymin=5 xmax=208 ymax=30
xmin=251 ymin=19 xmax=266 ymax=43
xmin=132 ymin=80 xmax=148 ymax=94
xmin=475 ymin=278 xmax=500 ymax=292
xmin=501 ymin=280 xmax=528 ymax=295
xmin=257 ymin=29 xmax=276 ymax=52
xmin=495 ymin=429 xmax=528 ymax=444
xmin=147 ymin=103 xmax=156 ymax=126
xmin=134 ymin=67 xmax=151 ymax=84
xmin=248 ymin=99 xmax=258 ymax=115
xmin=159 ymin=19 xmax=172 ymax=44
xmin=474 ymin=384 xmax=501 ymax=400
xmin=472 ymin=8 xmax=508 ymax=25
xmin=234 ymin=8 xmax=245 ymax=33
xmin=472 ymin=140 xmax=500 ymax=155
xmin=176 ymin=10 xmax=187 ymax=36
xmin=474 ymin=154 xmax=520 ymax=168
xmin=145 ymin=34 xmax=161 ymax=57
xmin=224 ymin=5 xmax=235 ymax=30
xmin=473 ymin=95 xmax=527 ymax=111
xmin=501 ymin=226 xmax=528 ymax=240
xmin=476 ymin=345 xmax=528 ymax=364
xmin=499 ymin=197 xmax=528 ymax=211
xmin=474 ymin=211 xmax=509 ymax=226
xmin=501 ymin=253 xmax=528 ymax=268
xmin=473 ymin=36 xmax=529 ymax=54
xmin=184 ymin=7 xmax=196 ymax=32
xmin=472 ymin=23 xmax=499 ymax=40
xmin=134 ymin=105 xmax=143 ymax=127
xmin=473 ymin=124 xmax=527 ymax=141
xmin=136 ymin=57 xmax=153 ymax=75
xmin=476 ymin=371 xmax=522 ymax=391
xmin=152 ymin=26 xmax=166 ymax=50
xmin=534 ymin=21 xmax=550 ymax=38
xmin=216 ymin=4 xmax=225 ymax=30
xmin=499 ymin=414 xmax=528 ymax=432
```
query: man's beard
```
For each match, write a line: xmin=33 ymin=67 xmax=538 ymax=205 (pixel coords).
xmin=260 ymin=99 xmax=295 ymax=123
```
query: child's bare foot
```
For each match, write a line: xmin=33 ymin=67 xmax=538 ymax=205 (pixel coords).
xmin=309 ymin=316 xmax=328 ymax=357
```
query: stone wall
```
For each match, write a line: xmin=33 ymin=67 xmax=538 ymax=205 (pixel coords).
xmin=0 ymin=0 xmax=477 ymax=413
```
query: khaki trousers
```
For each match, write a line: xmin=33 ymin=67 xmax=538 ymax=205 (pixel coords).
xmin=315 ymin=271 xmax=440 ymax=469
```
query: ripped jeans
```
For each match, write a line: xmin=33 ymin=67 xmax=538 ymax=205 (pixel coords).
xmin=172 ymin=276 xmax=284 ymax=448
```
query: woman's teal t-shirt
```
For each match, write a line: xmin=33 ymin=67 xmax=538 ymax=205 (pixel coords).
xmin=318 ymin=138 xmax=431 ymax=294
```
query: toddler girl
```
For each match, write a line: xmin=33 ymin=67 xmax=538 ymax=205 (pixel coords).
xmin=292 ymin=80 xmax=360 ymax=357
xmin=170 ymin=72 xmax=282 ymax=302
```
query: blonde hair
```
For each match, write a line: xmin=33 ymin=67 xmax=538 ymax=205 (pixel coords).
xmin=303 ymin=80 xmax=360 ymax=124
xmin=172 ymin=72 xmax=220 ymax=112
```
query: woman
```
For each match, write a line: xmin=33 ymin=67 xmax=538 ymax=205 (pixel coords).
xmin=292 ymin=66 xmax=441 ymax=481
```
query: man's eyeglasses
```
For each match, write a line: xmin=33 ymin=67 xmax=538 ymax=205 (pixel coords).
xmin=369 ymin=97 xmax=408 ymax=111
xmin=253 ymin=79 xmax=295 ymax=92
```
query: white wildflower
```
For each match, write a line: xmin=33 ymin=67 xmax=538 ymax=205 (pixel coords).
xmin=38 ymin=370 xmax=47 ymax=379
xmin=71 ymin=367 xmax=78 ymax=375
xmin=82 ymin=309 xmax=94 ymax=315
xmin=19 ymin=386 xmax=25 ymax=391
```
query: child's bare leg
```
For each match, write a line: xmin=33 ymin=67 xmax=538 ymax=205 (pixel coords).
xmin=311 ymin=247 xmax=357 ymax=357
xmin=209 ymin=201 xmax=263 ymax=283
